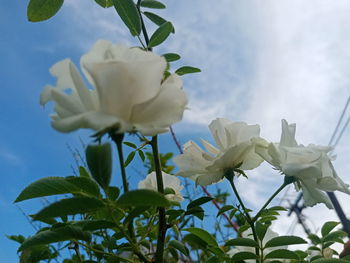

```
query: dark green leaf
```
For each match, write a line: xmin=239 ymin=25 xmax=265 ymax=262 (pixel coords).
xmin=140 ymin=0 xmax=165 ymax=9
xmin=79 ymin=220 xmax=115 ymax=231
xmin=123 ymin=142 xmax=137 ymax=149
xmin=124 ymin=206 xmax=149 ymax=224
xmin=95 ymin=0 xmax=113 ymax=7
xmin=175 ymin=66 xmax=201 ymax=76
xmin=113 ymin=0 xmax=141 ymax=36
xmin=15 ymin=177 xmax=79 ymax=202
xmin=148 ymin=21 xmax=173 ymax=48
xmin=124 ymin=151 xmax=136 ymax=167
xmin=106 ymin=186 xmax=120 ymax=200
xmin=323 ymin=230 xmax=347 ymax=243
xmin=168 ymin=240 xmax=189 ymax=256
xmin=86 ymin=143 xmax=112 ymax=189
xmin=321 ymin=221 xmax=339 ymax=237
xmin=19 ymin=225 xmax=91 ymax=250
xmin=6 ymin=235 xmax=25 ymax=244
xmin=116 ymin=189 xmax=170 ymax=207
xmin=231 ymin=252 xmax=257 ymax=261
xmin=225 ymin=237 xmax=259 ymax=247
xmin=162 ymin=53 xmax=181 ymax=62
xmin=187 ymin=196 xmax=213 ymax=209
xmin=184 ymin=206 xmax=204 ymax=220
xmin=256 ymin=222 xmax=268 ymax=241
xmin=217 ymin=205 xmax=235 ymax=217
xmin=268 ymin=206 xmax=288 ymax=211
xmin=184 ymin=227 xmax=218 ymax=247
xmin=265 ymin=249 xmax=299 ymax=260
xmin=27 ymin=0 xmax=64 ymax=22
xmin=79 ymin=166 xmax=90 ymax=178
xmin=183 ymin=233 xmax=207 ymax=249
xmin=138 ymin=150 xmax=146 ymax=162
xmin=264 ymin=236 xmax=307 ymax=248
xmin=33 ymin=197 xmax=105 ymax=221
xmin=308 ymin=234 xmax=322 ymax=245
xmin=313 ymin=259 xmax=350 ymax=263
xmin=67 ymin=176 xmax=101 ymax=197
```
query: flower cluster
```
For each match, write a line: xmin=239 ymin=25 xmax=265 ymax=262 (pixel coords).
xmin=174 ymin=119 xmax=350 ymax=208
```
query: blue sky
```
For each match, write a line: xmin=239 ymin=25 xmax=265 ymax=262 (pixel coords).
xmin=1 ymin=0 xmax=350 ymax=261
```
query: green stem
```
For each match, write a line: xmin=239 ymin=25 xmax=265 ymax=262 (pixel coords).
xmin=151 ymin=136 xmax=167 ymax=263
xmin=225 ymin=170 xmax=260 ymax=263
xmin=136 ymin=0 xmax=151 ymax=50
xmin=253 ymin=181 xmax=289 ymax=222
xmin=110 ymin=132 xmax=129 ymax=193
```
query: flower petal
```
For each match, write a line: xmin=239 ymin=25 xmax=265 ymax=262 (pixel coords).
xmin=280 ymin=119 xmax=298 ymax=147
xmin=131 ymin=74 xmax=187 ymax=135
xmin=51 ymin=111 xmax=122 ymax=133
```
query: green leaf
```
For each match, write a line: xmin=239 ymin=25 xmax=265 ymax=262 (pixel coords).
xmin=15 ymin=177 xmax=79 ymax=202
xmin=312 ymin=259 xmax=350 ymax=263
xmin=323 ymin=230 xmax=347 ymax=243
xmin=268 ymin=206 xmax=288 ymax=211
xmin=183 ymin=233 xmax=207 ymax=249
xmin=256 ymin=222 xmax=268 ymax=241
xmin=138 ymin=150 xmax=146 ymax=162
xmin=33 ymin=197 xmax=105 ymax=221
xmin=217 ymin=205 xmax=234 ymax=217
xmin=124 ymin=151 xmax=136 ymax=167
xmin=123 ymin=142 xmax=137 ymax=149
xmin=184 ymin=227 xmax=218 ymax=247
xmin=95 ymin=0 xmax=113 ymax=8
xmin=265 ymin=249 xmax=299 ymax=260
xmin=148 ymin=21 xmax=173 ymax=48
xmin=106 ymin=186 xmax=120 ymax=200
xmin=264 ymin=236 xmax=307 ymax=248
xmin=6 ymin=235 xmax=25 ymax=244
xmin=86 ymin=143 xmax=112 ymax=189
xmin=140 ymin=0 xmax=166 ymax=9
xmin=116 ymin=189 xmax=170 ymax=207
xmin=162 ymin=53 xmax=181 ymax=62
xmin=79 ymin=166 xmax=90 ymax=178
xmin=113 ymin=0 xmax=141 ymax=36
xmin=187 ymin=196 xmax=213 ymax=209
xmin=175 ymin=66 xmax=201 ymax=76
xmin=168 ymin=240 xmax=189 ymax=257
xmin=67 ymin=176 xmax=101 ymax=197
xmin=79 ymin=220 xmax=115 ymax=231
xmin=225 ymin=237 xmax=259 ymax=247
xmin=27 ymin=0 xmax=64 ymax=22
xmin=143 ymin=11 xmax=166 ymax=25
xmin=185 ymin=206 xmax=204 ymax=220
xmin=19 ymin=225 xmax=91 ymax=250
xmin=231 ymin=252 xmax=258 ymax=261
xmin=308 ymin=234 xmax=322 ymax=244
xmin=321 ymin=221 xmax=339 ymax=237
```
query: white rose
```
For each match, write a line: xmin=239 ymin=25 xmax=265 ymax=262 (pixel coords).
xmin=228 ymin=228 xmax=287 ymax=263
xmin=40 ymin=40 xmax=187 ymax=136
xmin=173 ymin=118 xmax=264 ymax=186
xmin=255 ymin=119 xmax=350 ymax=208
xmin=138 ymin=172 xmax=184 ymax=202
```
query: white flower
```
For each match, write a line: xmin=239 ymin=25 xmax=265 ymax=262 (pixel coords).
xmin=173 ymin=118 xmax=264 ymax=186
xmin=255 ymin=119 xmax=350 ymax=208
xmin=228 ymin=228 xmax=287 ymax=263
xmin=40 ymin=40 xmax=187 ymax=136
xmin=138 ymin=172 xmax=184 ymax=202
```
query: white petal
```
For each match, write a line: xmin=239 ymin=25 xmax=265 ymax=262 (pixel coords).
xmin=51 ymin=111 xmax=122 ymax=133
xmin=301 ymin=180 xmax=333 ymax=208
xmin=208 ymin=118 xmax=232 ymax=150
xmin=88 ymin=59 xmax=166 ymax=121
xmin=50 ymin=89 xmax=85 ymax=114
xmin=200 ymin=139 xmax=220 ymax=155
xmin=131 ymin=74 xmax=187 ymax=135
xmin=280 ymin=119 xmax=298 ymax=147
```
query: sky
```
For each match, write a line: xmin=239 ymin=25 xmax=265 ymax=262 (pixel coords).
xmin=1 ymin=0 xmax=350 ymax=261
